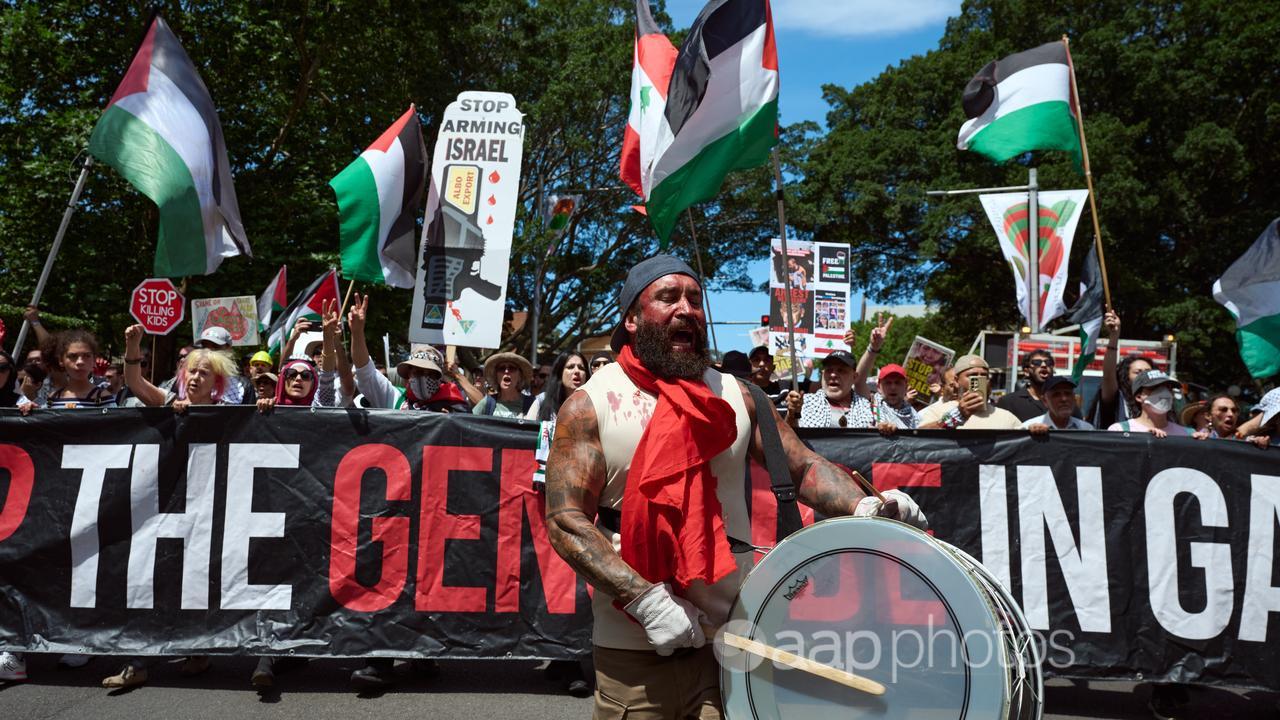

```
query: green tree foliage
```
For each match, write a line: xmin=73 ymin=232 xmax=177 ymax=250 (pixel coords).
xmin=0 ymin=0 xmax=768 ymax=365
xmin=789 ymin=0 xmax=1280 ymax=385
xmin=5 ymin=1 xmax=1275 ymax=387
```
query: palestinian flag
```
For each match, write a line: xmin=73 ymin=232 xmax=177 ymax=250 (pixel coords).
xmin=619 ymin=0 xmax=678 ymax=198
xmin=645 ymin=0 xmax=779 ymax=243
xmin=1066 ymin=244 xmax=1104 ymax=382
xmin=267 ymin=269 xmax=340 ymax=354
xmin=1213 ymin=218 xmax=1280 ymax=379
xmin=88 ymin=14 xmax=249 ymax=277
xmin=957 ymin=40 xmax=1083 ymax=166
xmin=330 ymin=106 xmax=426 ymax=288
xmin=257 ymin=265 xmax=287 ymax=332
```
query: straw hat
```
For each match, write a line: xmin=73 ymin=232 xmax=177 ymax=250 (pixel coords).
xmin=397 ymin=347 xmax=443 ymax=379
xmin=483 ymin=352 xmax=533 ymax=387
xmin=1179 ymin=400 xmax=1206 ymax=427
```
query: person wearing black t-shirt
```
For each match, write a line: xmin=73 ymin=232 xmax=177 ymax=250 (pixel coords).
xmin=997 ymin=349 xmax=1055 ymax=421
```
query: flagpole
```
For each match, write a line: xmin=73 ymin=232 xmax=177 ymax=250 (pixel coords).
xmin=1028 ymin=167 xmax=1040 ymax=333
xmin=1062 ymin=35 xmax=1113 ymax=310
xmin=339 ymin=277 xmax=356 ymax=317
xmin=770 ymin=149 xmax=800 ymax=392
xmin=685 ymin=209 xmax=720 ymax=358
xmin=11 ymin=155 xmax=94 ymax=358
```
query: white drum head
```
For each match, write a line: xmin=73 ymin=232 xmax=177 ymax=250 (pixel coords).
xmin=719 ymin=517 xmax=1017 ymax=719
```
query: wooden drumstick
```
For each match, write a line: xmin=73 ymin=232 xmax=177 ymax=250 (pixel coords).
xmin=849 ymin=469 xmax=887 ymax=503
xmin=718 ymin=630 xmax=887 ymax=696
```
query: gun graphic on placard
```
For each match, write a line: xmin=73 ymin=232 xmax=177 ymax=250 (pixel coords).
xmin=420 ymin=164 xmax=502 ymax=330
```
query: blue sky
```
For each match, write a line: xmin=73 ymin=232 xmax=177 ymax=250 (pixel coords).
xmin=662 ymin=0 xmax=962 ymax=354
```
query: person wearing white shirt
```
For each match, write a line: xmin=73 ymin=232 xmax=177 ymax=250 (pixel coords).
xmin=1023 ymin=375 xmax=1094 ymax=434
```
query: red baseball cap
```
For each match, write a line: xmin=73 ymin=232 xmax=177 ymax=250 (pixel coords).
xmin=878 ymin=363 xmax=907 ymax=381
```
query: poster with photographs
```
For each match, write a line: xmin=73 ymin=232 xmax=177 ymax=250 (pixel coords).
xmin=768 ymin=239 xmax=813 ymax=357
xmin=811 ymin=288 xmax=851 ymax=356
xmin=769 ymin=239 xmax=851 ymax=359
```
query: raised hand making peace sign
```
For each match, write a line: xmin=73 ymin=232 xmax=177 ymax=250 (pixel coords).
xmin=868 ymin=312 xmax=894 ymax=352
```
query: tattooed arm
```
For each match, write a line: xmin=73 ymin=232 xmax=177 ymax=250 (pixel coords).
xmin=544 ymin=391 xmax=653 ymax=604
xmin=740 ymin=381 xmax=868 ymax=517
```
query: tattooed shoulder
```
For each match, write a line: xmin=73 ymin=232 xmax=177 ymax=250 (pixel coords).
xmin=545 ymin=391 xmax=606 ymax=515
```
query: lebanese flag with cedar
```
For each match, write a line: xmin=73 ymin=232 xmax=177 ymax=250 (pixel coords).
xmin=619 ymin=0 xmax=678 ymax=199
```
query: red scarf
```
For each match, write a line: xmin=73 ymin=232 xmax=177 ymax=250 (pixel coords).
xmin=404 ymin=381 xmax=466 ymax=409
xmin=616 ymin=344 xmax=739 ymax=590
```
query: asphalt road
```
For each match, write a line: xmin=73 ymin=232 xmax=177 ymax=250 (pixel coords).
xmin=1 ymin=655 xmax=1277 ymax=719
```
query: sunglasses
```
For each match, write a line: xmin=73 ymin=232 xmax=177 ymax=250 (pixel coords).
xmin=0 ymin=364 xmax=11 ymax=372
xmin=285 ymin=369 xmax=314 ymax=381
xmin=496 ymin=365 xmax=520 ymax=374
xmin=591 ymin=361 xmax=609 ymax=368
xmin=1027 ymin=359 xmax=1053 ymax=368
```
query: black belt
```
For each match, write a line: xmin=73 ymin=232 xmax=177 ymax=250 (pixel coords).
xmin=596 ymin=506 xmax=756 ymax=554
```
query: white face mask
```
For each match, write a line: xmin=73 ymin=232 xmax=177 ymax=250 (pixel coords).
xmin=410 ymin=376 xmax=441 ymax=400
xmin=1143 ymin=387 xmax=1174 ymax=414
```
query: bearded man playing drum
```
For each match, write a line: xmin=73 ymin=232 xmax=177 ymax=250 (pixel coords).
xmin=544 ymin=256 xmax=927 ymax=719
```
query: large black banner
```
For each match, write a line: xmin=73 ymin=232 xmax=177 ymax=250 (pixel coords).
xmin=1 ymin=410 xmax=1278 ymax=690
xmin=0 ymin=408 xmax=589 ymax=660
xmin=807 ymin=428 xmax=1280 ymax=692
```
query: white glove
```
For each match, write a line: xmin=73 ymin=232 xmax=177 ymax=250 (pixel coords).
xmin=624 ymin=583 xmax=708 ymax=656
xmin=855 ymin=489 xmax=929 ymax=531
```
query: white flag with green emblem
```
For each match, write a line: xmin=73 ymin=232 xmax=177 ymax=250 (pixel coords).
xmin=979 ymin=189 xmax=1088 ymax=327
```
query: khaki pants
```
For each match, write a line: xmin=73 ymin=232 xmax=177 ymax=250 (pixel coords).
xmin=593 ymin=645 xmax=722 ymax=720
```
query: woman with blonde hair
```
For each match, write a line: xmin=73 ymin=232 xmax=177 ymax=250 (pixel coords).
xmin=122 ymin=323 xmax=239 ymax=412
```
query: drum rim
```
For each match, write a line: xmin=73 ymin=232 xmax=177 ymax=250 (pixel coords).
xmin=722 ymin=516 xmax=1023 ymax=720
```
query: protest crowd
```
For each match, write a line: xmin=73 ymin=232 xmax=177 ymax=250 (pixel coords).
xmin=4 ymin=285 xmax=1278 ymax=704
xmin=4 ymin=2 xmax=1280 ymax=718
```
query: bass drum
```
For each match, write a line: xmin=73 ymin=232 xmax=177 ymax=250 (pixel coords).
xmin=718 ymin=516 xmax=1042 ymax=719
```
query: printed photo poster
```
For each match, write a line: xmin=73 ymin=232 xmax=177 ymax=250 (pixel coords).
xmin=409 ymin=92 xmax=525 ymax=349
xmin=191 ymin=296 xmax=259 ymax=346
xmin=769 ymin=239 xmax=852 ymax=358
xmin=769 ymin=239 xmax=814 ymax=356
xmin=811 ymin=287 xmax=851 ymax=356
xmin=903 ymin=335 xmax=956 ymax=400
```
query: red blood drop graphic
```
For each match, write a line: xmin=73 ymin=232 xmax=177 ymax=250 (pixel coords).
xmin=486 ymin=216 xmax=494 ymax=225
xmin=488 ymin=171 xmax=501 ymax=183
xmin=487 ymin=195 xmax=496 ymax=206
